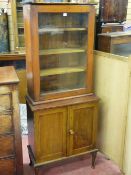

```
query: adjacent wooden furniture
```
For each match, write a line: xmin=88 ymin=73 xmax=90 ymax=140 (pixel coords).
xmin=98 ymin=31 xmax=131 ymax=56
xmin=95 ymin=0 xmax=128 ymax=49
xmin=0 ymin=66 xmax=23 ymax=175
xmin=23 ymin=3 xmax=99 ymax=174
xmin=101 ymin=24 xmax=124 ymax=33
xmin=99 ymin=0 xmax=128 ymax=23
xmin=0 ymin=53 xmax=27 ymax=103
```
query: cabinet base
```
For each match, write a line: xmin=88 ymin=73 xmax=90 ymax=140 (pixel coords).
xmin=27 ymin=145 xmax=98 ymax=175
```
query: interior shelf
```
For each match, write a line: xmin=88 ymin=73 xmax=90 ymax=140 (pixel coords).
xmin=40 ymin=67 xmax=86 ymax=76
xmin=16 ymin=2 xmax=22 ymax=7
xmin=39 ymin=28 xmax=87 ymax=33
xmin=18 ymin=24 xmax=24 ymax=28
xmin=40 ymin=87 xmax=82 ymax=95
xmin=40 ymin=48 xmax=86 ymax=55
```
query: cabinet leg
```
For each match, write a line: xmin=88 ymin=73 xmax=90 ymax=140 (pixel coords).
xmin=29 ymin=154 xmax=33 ymax=166
xmin=91 ymin=151 xmax=98 ymax=169
xmin=34 ymin=167 xmax=39 ymax=175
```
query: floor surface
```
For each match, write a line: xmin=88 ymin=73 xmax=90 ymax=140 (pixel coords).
xmin=22 ymin=135 xmax=123 ymax=175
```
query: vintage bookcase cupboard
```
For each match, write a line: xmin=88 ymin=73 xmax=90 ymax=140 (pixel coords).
xmin=23 ymin=3 xmax=99 ymax=174
xmin=0 ymin=66 xmax=23 ymax=175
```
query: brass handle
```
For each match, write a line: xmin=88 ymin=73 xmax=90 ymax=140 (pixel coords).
xmin=69 ymin=129 xmax=75 ymax=135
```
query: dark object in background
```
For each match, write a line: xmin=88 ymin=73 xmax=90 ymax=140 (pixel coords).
xmin=0 ymin=9 xmax=10 ymax=53
xmin=99 ymin=0 xmax=128 ymax=23
xmin=101 ymin=24 xmax=124 ymax=33
xmin=98 ymin=31 xmax=131 ymax=57
xmin=95 ymin=0 xmax=128 ymax=50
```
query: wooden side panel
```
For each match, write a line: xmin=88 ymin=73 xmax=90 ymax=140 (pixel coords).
xmin=0 ymin=115 xmax=13 ymax=134
xmin=35 ymin=107 xmax=67 ymax=163
xmin=16 ymin=69 xmax=27 ymax=104
xmin=0 ymin=135 xmax=15 ymax=157
xmin=27 ymin=102 xmax=35 ymax=154
xmin=67 ymin=102 xmax=98 ymax=155
xmin=11 ymin=85 xmax=23 ymax=175
xmin=23 ymin=5 xmax=36 ymax=100
xmin=0 ymin=93 xmax=11 ymax=110
xmin=0 ymin=93 xmax=13 ymax=134
xmin=0 ymin=158 xmax=16 ymax=175
xmin=99 ymin=0 xmax=128 ymax=22
xmin=98 ymin=36 xmax=111 ymax=53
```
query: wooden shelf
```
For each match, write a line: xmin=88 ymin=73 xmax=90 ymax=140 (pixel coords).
xmin=0 ymin=53 xmax=25 ymax=61
xmin=39 ymin=28 xmax=87 ymax=33
xmin=40 ymin=67 xmax=85 ymax=76
xmin=18 ymin=24 xmax=24 ymax=28
xmin=16 ymin=2 xmax=23 ymax=7
xmin=40 ymin=48 xmax=86 ymax=55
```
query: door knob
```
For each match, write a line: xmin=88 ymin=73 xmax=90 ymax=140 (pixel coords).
xmin=69 ymin=129 xmax=75 ymax=135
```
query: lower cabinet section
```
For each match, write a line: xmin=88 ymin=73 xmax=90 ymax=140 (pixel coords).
xmin=27 ymin=95 xmax=99 ymax=173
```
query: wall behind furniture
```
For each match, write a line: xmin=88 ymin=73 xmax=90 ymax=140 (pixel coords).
xmin=127 ymin=0 xmax=131 ymax=21
xmin=94 ymin=51 xmax=129 ymax=169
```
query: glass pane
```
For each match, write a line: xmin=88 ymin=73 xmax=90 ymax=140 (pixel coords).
xmin=111 ymin=43 xmax=131 ymax=57
xmin=16 ymin=0 xmax=24 ymax=47
xmin=38 ymin=13 xmax=88 ymax=95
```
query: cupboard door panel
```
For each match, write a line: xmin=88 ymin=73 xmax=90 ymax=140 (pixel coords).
xmin=0 ymin=115 xmax=13 ymax=134
xmin=68 ymin=102 xmax=98 ymax=155
xmin=35 ymin=107 xmax=67 ymax=163
xmin=0 ymin=135 xmax=15 ymax=157
xmin=0 ymin=158 xmax=16 ymax=175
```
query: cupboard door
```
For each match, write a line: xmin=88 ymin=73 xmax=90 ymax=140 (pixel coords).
xmin=35 ymin=107 xmax=67 ymax=163
xmin=68 ymin=102 xmax=98 ymax=155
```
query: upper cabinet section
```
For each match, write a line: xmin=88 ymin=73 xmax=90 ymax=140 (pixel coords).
xmin=99 ymin=0 xmax=128 ymax=23
xmin=23 ymin=4 xmax=95 ymax=102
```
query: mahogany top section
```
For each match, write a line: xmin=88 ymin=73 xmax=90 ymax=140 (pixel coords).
xmin=0 ymin=66 xmax=19 ymax=85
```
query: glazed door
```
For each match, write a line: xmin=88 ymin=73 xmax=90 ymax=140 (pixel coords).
xmin=35 ymin=107 xmax=67 ymax=163
xmin=67 ymin=102 xmax=98 ymax=156
xmin=26 ymin=5 xmax=95 ymax=101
